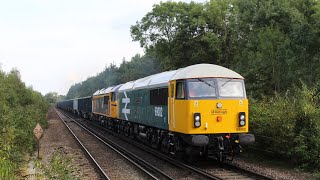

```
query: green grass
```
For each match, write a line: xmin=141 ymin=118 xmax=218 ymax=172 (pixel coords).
xmin=314 ymin=172 xmax=320 ymax=180
xmin=0 ymin=158 xmax=15 ymax=179
xmin=43 ymin=150 xmax=77 ymax=179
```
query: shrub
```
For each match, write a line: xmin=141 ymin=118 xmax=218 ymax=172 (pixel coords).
xmin=249 ymin=85 xmax=320 ymax=170
xmin=44 ymin=149 xmax=77 ymax=179
xmin=0 ymin=68 xmax=48 ymax=178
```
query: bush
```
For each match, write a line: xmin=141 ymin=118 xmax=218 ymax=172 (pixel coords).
xmin=44 ymin=149 xmax=77 ymax=179
xmin=250 ymin=85 xmax=320 ymax=170
xmin=0 ymin=68 xmax=48 ymax=178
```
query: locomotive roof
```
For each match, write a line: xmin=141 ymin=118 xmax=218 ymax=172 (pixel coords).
xmin=110 ymin=84 xmax=123 ymax=92
xmin=171 ymin=63 xmax=243 ymax=80
xmin=118 ymin=63 xmax=243 ymax=92
xmin=93 ymin=89 xmax=103 ymax=96
xmin=93 ymin=86 xmax=114 ymax=96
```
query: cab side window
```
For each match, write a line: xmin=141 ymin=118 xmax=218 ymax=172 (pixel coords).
xmin=104 ymin=96 xmax=109 ymax=104
xmin=176 ymin=81 xmax=185 ymax=99
xmin=111 ymin=92 xmax=117 ymax=102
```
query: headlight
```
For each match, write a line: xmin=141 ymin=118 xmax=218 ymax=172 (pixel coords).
xmin=240 ymin=114 xmax=245 ymax=121
xmin=239 ymin=112 xmax=246 ymax=127
xmin=240 ymin=120 xmax=245 ymax=126
xmin=194 ymin=113 xmax=201 ymax=128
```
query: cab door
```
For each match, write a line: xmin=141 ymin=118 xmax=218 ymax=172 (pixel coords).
xmin=108 ymin=93 xmax=111 ymax=116
xmin=168 ymin=81 xmax=175 ymax=131
xmin=109 ymin=92 xmax=117 ymax=118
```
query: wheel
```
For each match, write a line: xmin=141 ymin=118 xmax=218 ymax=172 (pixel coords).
xmin=161 ymin=136 xmax=170 ymax=153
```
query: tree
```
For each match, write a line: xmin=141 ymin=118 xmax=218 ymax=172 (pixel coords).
xmin=44 ymin=92 xmax=60 ymax=104
xmin=232 ymin=0 xmax=320 ymax=96
xmin=65 ymin=54 xmax=161 ymax=99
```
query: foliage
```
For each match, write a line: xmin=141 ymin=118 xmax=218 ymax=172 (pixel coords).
xmin=131 ymin=1 xmax=235 ymax=70
xmin=232 ymin=0 xmax=320 ymax=97
xmin=44 ymin=149 xmax=77 ymax=179
xmin=131 ymin=0 xmax=320 ymax=97
xmin=68 ymin=0 xmax=320 ymax=100
xmin=65 ymin=54 xmax=161 ymax=99
xmin=44 ymin=92 xmax=64 ymax=104
xmin=250 ymin=85 xmax=320 ymax=170
xmin=0 ymin=68 xmax=48 ymax=178
xmin=0 ymin=157 xmax=14 ymax=179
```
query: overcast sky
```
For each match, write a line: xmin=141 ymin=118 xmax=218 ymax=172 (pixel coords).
xmin=0 ymin=0 xmax=205 ymax=95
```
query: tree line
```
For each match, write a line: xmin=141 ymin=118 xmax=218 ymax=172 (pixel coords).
xmin=65 ymin=0 xmax=320 ymax=171
xmin=67 ymin=0 xmax=320 ymax=99
xmin=66 ymin=55 xmax=161 ymax=99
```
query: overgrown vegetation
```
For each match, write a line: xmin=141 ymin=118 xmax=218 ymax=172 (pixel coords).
xmin=33 ymin=149 xmax=77 ymax=179
xmin=44 ymin=149 xmax=77 ymax=179
xmin=250 ymin=85 xmax=320 ymax=170
xmin=0 ymin=68 xmax=48 ymax=179
xmin=64 ymin=0 xmax=320 ymax=171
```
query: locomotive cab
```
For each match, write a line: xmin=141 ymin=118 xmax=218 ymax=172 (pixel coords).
xmin=169 ymin=78 xmax=248 ymax=133
xmin=168 ymin=77 xmax=254 ymax=161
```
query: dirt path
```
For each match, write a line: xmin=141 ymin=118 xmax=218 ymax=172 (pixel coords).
xmin=37 ymin=107 xmax=99 ymax=179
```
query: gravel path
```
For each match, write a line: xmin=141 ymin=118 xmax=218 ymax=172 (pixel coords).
xmin=231 ymin=157 xmax=314 ymax=180
xmin=39 ymin=107 xmax=100 ymax=179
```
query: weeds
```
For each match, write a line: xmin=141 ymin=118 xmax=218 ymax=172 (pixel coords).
xmin=43 ymin=149 xmax=77 ymax=179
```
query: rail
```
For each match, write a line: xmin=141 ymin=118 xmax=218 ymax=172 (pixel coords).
xmin=57 ymin=108 xmax=174 ymax=180
xmin=62 ymin=110 xmax=274 ymax=180
xmin=55 ymin=109 xmax=110 ymax=180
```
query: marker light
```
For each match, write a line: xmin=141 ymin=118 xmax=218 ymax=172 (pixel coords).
xmin=239 ymin=112 xmax=246 ymax=127
xmin=194 ymin=113 xmax=201 ymax=128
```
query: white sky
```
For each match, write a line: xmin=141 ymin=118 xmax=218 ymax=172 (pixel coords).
xmin=0 ymin=0 xmax=205 ymax=95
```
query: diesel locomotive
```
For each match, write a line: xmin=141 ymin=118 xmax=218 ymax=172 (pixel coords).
xmin=57 ymin=64 xmax=255 ymax=161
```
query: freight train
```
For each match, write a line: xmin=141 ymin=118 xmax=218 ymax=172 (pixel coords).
xmin=57 ymin=64 xmax=255 ymax=161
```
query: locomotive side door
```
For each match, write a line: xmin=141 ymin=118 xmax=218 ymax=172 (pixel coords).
xmin=108 ymin=93 xmax=111 ymax=115
xmin=168 ymin=81 xmax=175 ymax=130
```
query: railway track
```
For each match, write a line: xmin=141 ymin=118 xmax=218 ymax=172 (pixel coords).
xmin=56 ymin=108 xmax=174 ymax=180
xmin=59 ymin=109 xmax=273 ymax=180
xmin=55 ymin=110 xmax=110 ymax=179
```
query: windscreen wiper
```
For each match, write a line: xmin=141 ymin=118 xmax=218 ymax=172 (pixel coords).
xmin=197 ymin=78 xmax=215 ymax=88
xmin=219 ymin=78 xmax=233 ymax=88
